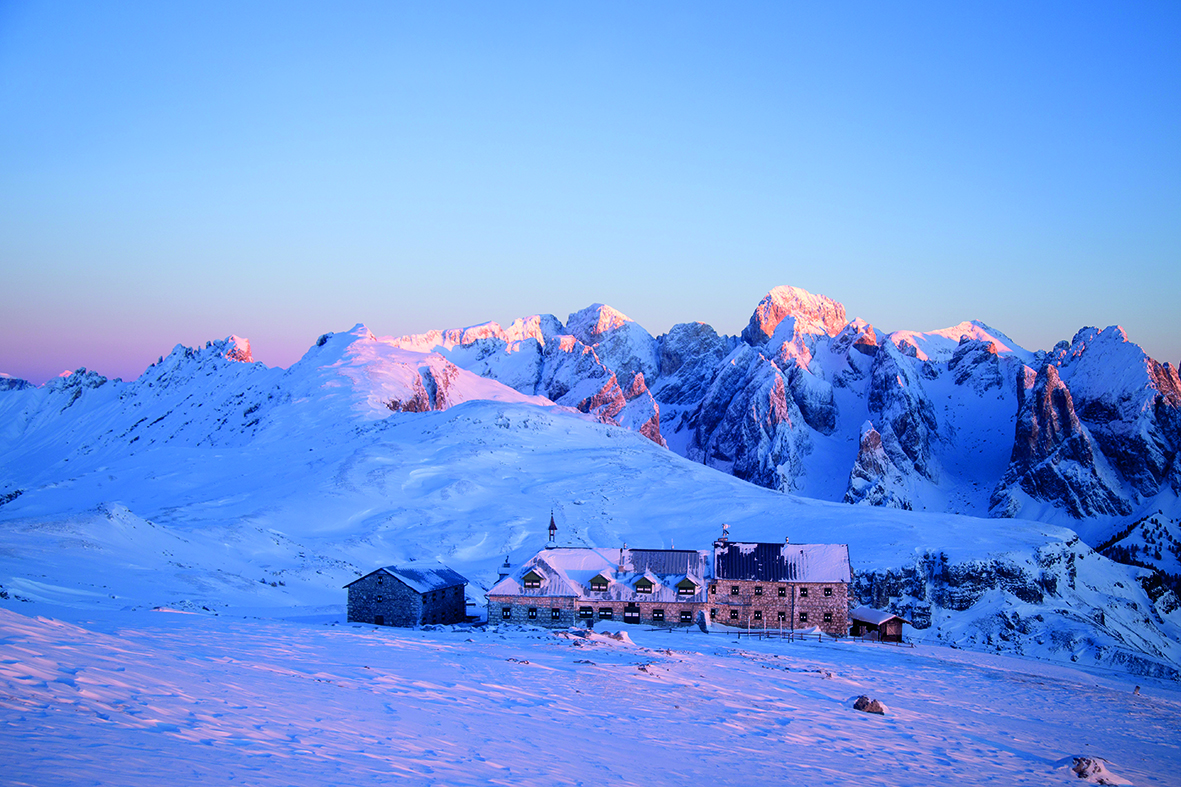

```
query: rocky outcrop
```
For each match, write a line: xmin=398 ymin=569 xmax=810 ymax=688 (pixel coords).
xmin=991 ymin=363 xmax=1130 ymax=519
xmin=687 ymin=345 xmax=810 ymax=491
xmin=844 ymin=422 xmax=912 ymax=509
xmin=0 ymin=376 xmax=33 ymax=392
xmin=866 ymin=340 xmax=939 ymax=481
xmin=852 ymin=541 xmax=1181 ymax=679
xmin=652 ymin=322 xmax=732 ymax=405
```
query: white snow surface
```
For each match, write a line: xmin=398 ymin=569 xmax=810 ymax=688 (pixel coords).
xmin=0 ymin=605 xmax=1177 ymax=786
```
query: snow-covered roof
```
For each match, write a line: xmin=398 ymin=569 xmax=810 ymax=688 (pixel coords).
xmin=345 ymin=565 xmax=469 ymax=593
xmin=850 ymin=606 xmax=910 ymax=626
xmin=714 ymin=541 xmax=851 ymax=583
xmin=488 ymin=547 xmax=711 ymax=603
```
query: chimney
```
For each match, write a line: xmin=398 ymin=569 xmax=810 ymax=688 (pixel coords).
xmin=497 ymin=555 xmax=511 ymax=581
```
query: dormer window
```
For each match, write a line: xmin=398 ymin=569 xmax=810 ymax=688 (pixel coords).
xmin=676 ymin=579 xmax=697 ymax=596
xmin=522 ymin=570 xmax=543 ymax=590
xmin=634 ymin=578 xmax=654 ymax=594
xmin=589 ymin=574 xmax=610 ymax=592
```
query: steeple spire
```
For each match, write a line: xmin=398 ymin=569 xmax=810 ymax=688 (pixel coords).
xmin=548 ymin=510 xmax=557 ymax=543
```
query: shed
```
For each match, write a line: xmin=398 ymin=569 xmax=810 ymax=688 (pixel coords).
xmin=850 ymin=606 xmax=911 ymax=642
xmin=345 ymin=564 xmax=469 ymax=627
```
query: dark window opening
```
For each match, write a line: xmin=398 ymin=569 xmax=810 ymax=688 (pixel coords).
xmin=729 ymin=610 xmax=739 ymax=620
xmin=709 ymin=608 xmax=717 ymax=620
xmin=679 ymin=610 xmax=692 ymax=623
xmin=501 ymin=607 xmax=512 ymax=620
xmin=677 ymin=585 xmax=695 ymax=596
xmin=730 ymin=586 xmax=740 ymax=596
xmin=590 ymin=581 xmax=608 ymax=592
xmin=777 ymin=586 xmax=786 ymax=597
xmin=824 ymin=587 xmax=833 ymax=597
xmin=652 ymin=609 xmax=665 ymax=622
xmin=527 ymin=607 xmax=537 ymax=619
xmin=579 ymin=607 xmax=593 ymax=619
xmin=710 ymin=585 xmax=717 ymax=595
xmin=599 ymin=607 xmax=613 ymax=620
xmin=777 ymin=611 xmax=786 ymax=622
xmin=551 ymin=608 xmax=561 ymax=620
xmin=799 ymin=612 xmax=808 ymax=623
xmin=524 ymin=579 xmax=541 ymax=589
xmin=376 ymin=595 xmax=383 ymax=603
xmin=753 ymin=610 xmax=763 ymax=621
xmin=799 ymin=587 xmax=809 ymax=598
xmin=754 ymin=586 xmax=763 ymax=596
xmin=823 ymin=612 xmax=833 ymax=623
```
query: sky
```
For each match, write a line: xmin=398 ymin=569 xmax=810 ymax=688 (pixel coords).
xmin=1 ymin=1 xmax=1178 ymax=384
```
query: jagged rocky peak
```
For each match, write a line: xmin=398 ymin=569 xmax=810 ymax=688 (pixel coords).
xmin=844 ymin=421 xmax=912 ymax=510
xmin=564 ymin=303 xmax=633 ymax=343
xmin=564 ymin=303 xmax=658 ymax=381
xmin=652 ymin=322 xmax=731 ymax=405
xmin=830 ymin=319 xmax=879 ymax=357
xmin=0 ymin=374 xmax=33 ymax=392
xmin=740 ymin=286 xmax=848 ymax=346
xmin=213 ymin=335 xmax=253 ymax=363
xmin=990 ymin=362 xmax=1131 ymax=519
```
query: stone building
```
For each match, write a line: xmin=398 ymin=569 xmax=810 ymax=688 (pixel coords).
xmin=346 ymin=564 xmax=469 ymax=627
xmin=487 ymin=532 xmax=852 ymax=636
xmin=711 ymin=538 xmax=852 ymax=636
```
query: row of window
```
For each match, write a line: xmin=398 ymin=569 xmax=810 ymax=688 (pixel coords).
xmin=501 ymin=606 xmax=835 ymax=624
xmin=716 ymin=585 xmax=834 ymax=598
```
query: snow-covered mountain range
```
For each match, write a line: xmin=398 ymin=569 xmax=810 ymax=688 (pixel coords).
xmin=1 ymin=288 xmax=1179 ymax=677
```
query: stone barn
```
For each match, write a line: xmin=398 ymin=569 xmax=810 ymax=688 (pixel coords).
xmin=346 ymin=565 xmax=469 ymax=627
xmin=850 ymin=606 xmax=910 ymax=642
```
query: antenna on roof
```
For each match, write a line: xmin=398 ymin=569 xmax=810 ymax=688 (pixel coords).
xmin=785 ymin=535 xmax=790 ymax=544
xmin=722 ymin=523 xmax=730 ymax=539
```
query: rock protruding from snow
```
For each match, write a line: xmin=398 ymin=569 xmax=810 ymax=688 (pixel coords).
xmin=1069 ymin=756 xmax=1132 ymax=785
xmin=652 ymin=322 xmax=732 ymax=405
xmin=852 ymin=695 xmax=887 ymax=714
xmin=866 ymin=340 xmax=939 ymax=481
xmin=564 ymin=304 xmax=659 ymax=383
xmin=0 ymin=374 xmax=33 ymax=392
xmin=741 ymin=286 xmax=847 ymax=347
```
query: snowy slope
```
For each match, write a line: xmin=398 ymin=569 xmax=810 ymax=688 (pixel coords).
xmin=1 ymin=606 xmax=1178 ymax=786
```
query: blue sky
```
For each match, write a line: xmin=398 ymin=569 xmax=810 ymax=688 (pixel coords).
xmin=2 ymin=1 xmax=1178 ymax=383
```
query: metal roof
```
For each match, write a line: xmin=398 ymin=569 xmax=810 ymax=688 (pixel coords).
xmin=713 ymin=541 xmax=851 ymax=583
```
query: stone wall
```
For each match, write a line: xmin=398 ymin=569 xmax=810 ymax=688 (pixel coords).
xmin=348 ymin=573 xmax=466 ymax=626
xmin=488 ymin=595 xmax=706 ymax=628
xmin=706 ymin=580 xmax=849 ymax=635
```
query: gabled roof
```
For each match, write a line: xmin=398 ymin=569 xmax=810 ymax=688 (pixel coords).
xmin=344 ymin=564 xmax=469 ymax=593
xmin=713 ymin=541 xmax=851 ymax=583
xmin=487 ymin=547 xmax=711 ymax=603
xmin=851 ymin=606 xmax=911 ymax=626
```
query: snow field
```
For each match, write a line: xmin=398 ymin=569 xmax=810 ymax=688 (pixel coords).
xmin=1 ymin=606 xmax=1177 ymax=786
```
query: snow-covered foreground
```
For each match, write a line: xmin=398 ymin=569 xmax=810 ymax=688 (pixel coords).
xmin=1 ymin=606 xmax=1177 ymax=786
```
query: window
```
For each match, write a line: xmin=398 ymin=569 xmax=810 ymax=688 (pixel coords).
xmin=579 ymin=606 xmax=593 ymax=619
xmin=753 ymin=610 xmax=763 ymax=621
xmin=652 ymin=609 xmax=665 ymax=622
xmin=777 ymin=611 xmax=786 ymax=622
xmin=709 ymin=608 xmax=717 ymax=620
xmin=824 ymin=587 xmax=833 ymax=597
xmin=551 ymin=608 xmax=561 ymax=620
xmin=524 ymin=579 xmax=541 ymax=589
xmin=799 ymin=587 xmax=809 ymax=598
xmin=677 ymin=584 xmax=695 ymax=596
xmin=376 ymin=595 xmax=383 ymax=603
xmin=679 ymin=610 xmax=692 ymax=623
xmin=523 ymin=570 xmax=543 ymax=589
xmin=754 ymin=586 xmax=763 ymax=596
xmin=823 ymin=612 xmax=833 ymax=623
xmin=527 ymin=607 xmax=537 ymax=619
xmin=777 ymin=586 xmax=786 ymax=597
xmin=377 ymin=576 xmax=383 ymax=585
xmin=730 ymin=585 xmax=740 ymax=596
xmin=502 ymin=607 xmax=512 ymax=620
xmin=624 ymin=606 xmax=640 ymax=624
xmin=590 ymin=579 xmax=608 ymax=592
xmin=799 ymin=612 xmax=808 ymax=623
xmin=635 ymin=580 xmax=653 ymax=594
xmin=729 ymin=609 xmax=739 ymax=620
xmin=598 ymin=607 xmax=613 ymax=620
xmin=710 ymin=585 xmax=717 ymax=594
